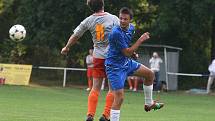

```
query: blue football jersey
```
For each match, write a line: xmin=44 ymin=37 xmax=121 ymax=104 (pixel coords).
xmin=105 ymin=24 xmax=135 ymax=67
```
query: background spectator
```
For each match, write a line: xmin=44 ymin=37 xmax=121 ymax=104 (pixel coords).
xmin=86 ymin=49 xmax=93 ymax=91
xmin=149 ymin=52 xmax=163 ymax=91
xmin=206 ymin=59 xmax=215 ymax=94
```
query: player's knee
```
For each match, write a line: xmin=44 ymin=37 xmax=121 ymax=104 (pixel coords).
xmin=92 ymin=78 xmax=103 ymax=89
xmin=113 ymin=96 xmax=124 ymax=108
xmin=145 ymin=70 xmax=155 ymax=82
xmin=114 ymin=91 xmax=124 ymax=102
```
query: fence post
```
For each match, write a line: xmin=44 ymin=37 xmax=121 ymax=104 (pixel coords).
xmin=164 ymin=47 xmax=169 ymax=90
xmin=63 ymin=68 xmax=67 ymax=87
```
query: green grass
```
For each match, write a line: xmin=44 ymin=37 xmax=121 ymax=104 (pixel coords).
xmin=0 ymin=85 xmax=214 ymax=121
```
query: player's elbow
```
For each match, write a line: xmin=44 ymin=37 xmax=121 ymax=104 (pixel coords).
xmin=124 ymin=53 xmax=131 ymax=57
xmin=122 ymin=48 xmax=133 ymax=57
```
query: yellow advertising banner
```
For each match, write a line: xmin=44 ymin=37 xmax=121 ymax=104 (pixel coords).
xmin=0 ymin=63 xmax=32 ymax=85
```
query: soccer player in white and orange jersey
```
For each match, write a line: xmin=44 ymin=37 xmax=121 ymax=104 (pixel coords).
xmin=61 ymin=0 xmax=119 ymax=121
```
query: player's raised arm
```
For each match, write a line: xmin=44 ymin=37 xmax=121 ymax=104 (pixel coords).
xmin=122 ymin=32 xmax=150 ymax=57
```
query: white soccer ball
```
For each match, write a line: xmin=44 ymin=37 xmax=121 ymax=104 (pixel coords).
xmin=9 ymin=24 xmax=26 ymax=42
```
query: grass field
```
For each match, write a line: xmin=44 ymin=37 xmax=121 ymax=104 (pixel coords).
xmin=0 ymin=85 xmax=214 ymax=121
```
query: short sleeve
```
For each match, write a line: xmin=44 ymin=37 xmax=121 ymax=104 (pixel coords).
xmin=73 ymin=18 xmax=89 ymax=38
xmin=113 ymin=15 xmax=120 ymax=26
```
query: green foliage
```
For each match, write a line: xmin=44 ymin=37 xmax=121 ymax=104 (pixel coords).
xmin=0 ymin=0 xmax=93 ymax=66
xmin=0 ymin=0 xmax=15 ymax=41
xmin=0 ymin=0 xmax=215 ymax=87
xmin=19 ymin=0 xmax=88 ymax=66
xmin=0 ymin=0 xmax=28 ymax=64
xmin=153 ymin=0 xmax=214 ymax=74
xmin=145 ymin=0 xmax=215 ymax=87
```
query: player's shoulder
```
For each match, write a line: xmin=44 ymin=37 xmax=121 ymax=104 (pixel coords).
xmin=128 ymin=23 xmax=135 ymax=34
xmin=80 ymin=15 xmax=93 ymax=25
xmin=85 ymin=15 xmax=94 ymax=21
xmin=105 ymin=12 xmax=119 ymax=20
xmin=105 ymin=12 xmax=117 ymax=17
xmin=112 ymin=25 xmax=121 ymax=34
xmin=108 ymin=25 xmax=119 ymax=40
xmin=129 ymin=23 xmax=135 ymax=30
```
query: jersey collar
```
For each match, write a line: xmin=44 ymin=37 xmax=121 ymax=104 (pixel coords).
xmin=120 ymin=24 xmax=131 ymax=31
xmin=93 ymin=12 xmax=108 ymax=16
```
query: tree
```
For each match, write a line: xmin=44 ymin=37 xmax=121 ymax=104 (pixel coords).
xmin=154 ymin=0 xmax=215 ymax=72
xmin=11 ymin=0 xmax=92 ymax=67
xmin=212 ymin=16 xmax=215 ymax=60
xmin=151 ymin=0 xmax=215 ymax=88
xmin=0 ymin=0 xmax=28 ymax=64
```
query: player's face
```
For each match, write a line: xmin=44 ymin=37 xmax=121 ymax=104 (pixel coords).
xmin=119 ymin=13 xmax=131 ymax=29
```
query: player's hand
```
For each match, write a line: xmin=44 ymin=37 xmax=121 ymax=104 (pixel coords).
xmin=139 ymin=32 xmax=150 ymax=42
xmin=131 ymin=52 xmax=139 ymax=60
xmin=61 ymin=46 xmax=69 ymax=55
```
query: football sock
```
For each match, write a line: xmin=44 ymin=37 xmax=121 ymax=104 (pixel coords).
xmin=110 ymin=109 xmax=120 ymax=121
xmin=143 ymin=84 xmax=153 ymax=105
xmin=102 ymin=92 xmax=114 ymax=119
xmin=87 ymin=89 xmax=100 ymax=117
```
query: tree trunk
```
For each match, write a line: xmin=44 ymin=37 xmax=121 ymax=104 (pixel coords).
xmin=211 ymin=15 xmax=215 ymax=60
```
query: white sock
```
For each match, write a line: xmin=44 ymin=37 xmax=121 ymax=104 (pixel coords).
xmin=143 ymin=84 xmax=153 ymax=105
xmin=110 ymin=109 xmax=120 ymax=121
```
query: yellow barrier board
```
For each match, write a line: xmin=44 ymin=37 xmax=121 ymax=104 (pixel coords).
xmin=0 ymin=63 xmax=32 ymax=85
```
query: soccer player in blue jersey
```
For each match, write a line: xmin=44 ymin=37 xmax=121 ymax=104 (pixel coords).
xmin=105 ymin=7 xmax=164 ymax=121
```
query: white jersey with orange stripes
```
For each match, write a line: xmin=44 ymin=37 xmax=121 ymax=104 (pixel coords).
xmin=73 ymin=12 xmax=119 ymax=59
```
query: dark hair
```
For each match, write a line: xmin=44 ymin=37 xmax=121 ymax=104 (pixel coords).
xmin=119 ymin=7 xmax=133 ymax=19
xmin=87 ymin=0 xmax=104 ymax=12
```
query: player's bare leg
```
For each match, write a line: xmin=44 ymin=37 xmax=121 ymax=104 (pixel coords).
xmin=134 ymin=64 xmax=164 ymax=112
xmin=110 ymin=89 xmax=124 ymax=121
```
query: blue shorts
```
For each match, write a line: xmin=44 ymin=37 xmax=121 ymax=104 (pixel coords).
xmin=105 ymin=59 xmax=141 ymax=90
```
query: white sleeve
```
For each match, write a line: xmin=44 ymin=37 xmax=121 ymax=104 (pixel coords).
xmin=86 ymin=56 xmax=90 ymax=64
xmin=149 ymin=58 xmax=152 ymax=63
xmin=73 ymin=18 xmax=89 ymax=38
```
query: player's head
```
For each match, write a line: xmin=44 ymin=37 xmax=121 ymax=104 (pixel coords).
xmin=119 ymin=7 xmax=133 ymax=29
xmin=87 ymin=0 xmax=104 ymax=13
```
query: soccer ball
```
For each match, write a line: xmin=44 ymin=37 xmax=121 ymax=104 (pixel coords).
xmin=9 ymin=24 xmax=26 ymax=42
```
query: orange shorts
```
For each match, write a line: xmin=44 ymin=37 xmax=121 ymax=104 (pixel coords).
xmin=87 ymin=67 xmax=93 ymax=77
xmin=93 ymin=58 xmax=106 ymax=78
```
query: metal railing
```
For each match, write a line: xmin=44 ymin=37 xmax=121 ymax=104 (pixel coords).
xmin=33 ymin=66 xmax=87 ymax=87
